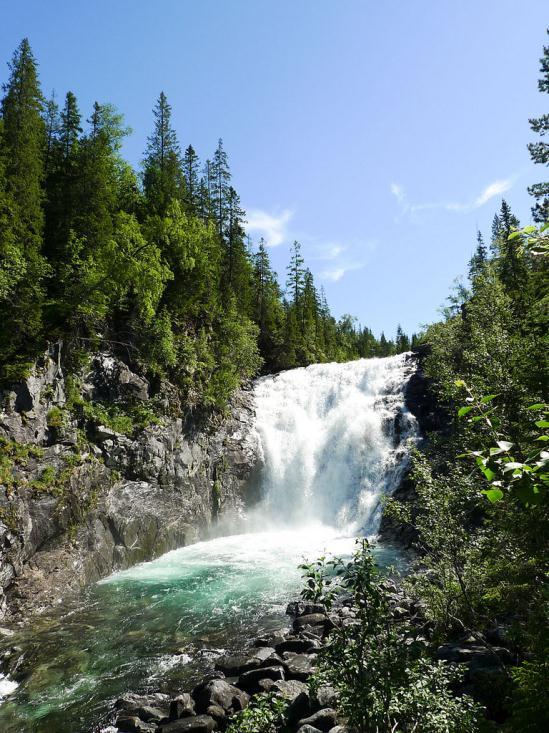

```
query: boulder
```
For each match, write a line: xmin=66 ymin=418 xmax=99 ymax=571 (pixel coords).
xmin=315 ymin=685 xmax=337 ymax=708
xmin=284 ymin=653 xmax=317 ymax=681
xmin=115 ymin=715 xmax=156 ymax=732
xmin=298 ymin=708 xmax=338 ymax=732
xmin=275 ymin=638 xmax=315 ymax=655
xmin=169 ymin=694 xmax=195 ymax=719
xmin=297 ymin=726 xmax=322 ymax=733
xmin=238 ymin=665 xmax=285 ymax=693
xmin=293 ymin=614 xmax=328 ymax=631
xmin=215 ymin=646 xmax=275 ymax=675
xmin=272 ymin=679 xmax=309 ymax=703
xmin=157 ymin=715 xmax=217 ymax=733
xmin=193 ymin=678 xmax=249 ymax=714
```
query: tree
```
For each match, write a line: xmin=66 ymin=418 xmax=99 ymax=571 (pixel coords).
xmin=142 ymin=92 xmax=184 ymax=214
xmin=286 ymin=240 xmax=305 ymax=304
xmin=395 ymin=324 xmax=410 ymax=352
xmin=0 ymin=39 xmax=48 ymax=374
xmin=211 ymin=138 xmax=231 ymax=237
xmin=183 ymin=144 xmax=200 ymax=213
xmin=527 ymin=29 xmax=549 ymax=223
xmin=468 ymin=231 xmax=488 ymax=281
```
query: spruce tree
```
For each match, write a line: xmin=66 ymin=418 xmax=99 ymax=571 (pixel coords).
xmin=183 ymin=144 xmax=200 ymax=213
xmin=143 ymin=92 xmax=184 ymax=214
xmin=468 ymin=231 xmax=488 ymax=281
xmin=211 ymin=138 xmax=231 ymax=238
xmin=0 ymin=39 xmax=48 ymax=374
xmin=527 ymin=29 xmax=549 ymax=222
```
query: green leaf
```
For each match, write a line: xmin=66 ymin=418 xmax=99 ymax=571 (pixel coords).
xmin=480 ymin=466 xmax=496 ymax=481
xmin=535 ymin=420 xmax=549 ymax=429
xmin=482 ymin=488 xmax=503 ymax=503
xmin=527 ymin=403 xmax=546 ymax=410
xmin=458 ymin=406 xmax=473 ymax=417
xmin=536 ymin=435 xmax=549 ymax=442
xmin=496 ymin=440 xmax=513 ymax=452
xmin=522 ymin=225 xmax=536 ymax=234
xmin=507 ymin=231 xmax=521 ymax=240
xmin=470 ymin=415 xmax=485 ymax=423
xmin=480 ymin=394 xmax=498 ymax=404
xmin=454 ymin=379 xmax=466 ymax=388
xmin=502 ymin=462 xmax=523 ymax=472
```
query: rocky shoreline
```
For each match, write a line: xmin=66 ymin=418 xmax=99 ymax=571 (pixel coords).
xmin=103 ymin=574 xmax=510 ymax=733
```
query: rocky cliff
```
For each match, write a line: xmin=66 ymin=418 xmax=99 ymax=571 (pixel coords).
xmin=0 ymin=345 xmax=260 ymax=622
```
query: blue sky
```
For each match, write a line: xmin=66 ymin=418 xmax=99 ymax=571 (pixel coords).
xmin=2 ymin=1 xmax=547 ymax=338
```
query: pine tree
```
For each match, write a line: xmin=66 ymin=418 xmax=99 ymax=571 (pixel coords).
xmin=43 ymin=92 xmax=60 ymax=175
xmin=252 ymin=238 xmax=284 ymax=369
xmin=183 ymin=144 xmax=200 ymax=213
xmin=468 ymin=231 xmax=488 ymax=281
xmin=0 ymin=39 xmax=48 ymax=373
xmin=143 ymin=92 xmax=184 ymax=214
xmin=527 ymin=29 xmax=549 ymax=223
xmin=395 ymin=324 xmax=410 ymax=352
xmin=211 ymin=138 xmax=231 ymax=238
xmin=286 ymin=240 xmax=305 ymax=304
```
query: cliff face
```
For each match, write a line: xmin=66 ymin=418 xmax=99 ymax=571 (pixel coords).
xmin=0 ymin=346 xmax=260 ymax=622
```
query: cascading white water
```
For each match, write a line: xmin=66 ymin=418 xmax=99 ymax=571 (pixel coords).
xmin=252 ymin=353 xmax=418 ymax=534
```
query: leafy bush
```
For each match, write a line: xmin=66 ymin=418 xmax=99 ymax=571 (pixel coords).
xmin=225 ymin=694 xmax=287 ymax=733
xmin=303 ymin=540 xmax=483 ymax=733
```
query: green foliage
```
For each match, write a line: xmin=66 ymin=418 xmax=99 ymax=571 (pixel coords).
xmin=299 ymin=555 xmax=341 ymax=609
xmin=225 ymin=693 xmax=287 ymax=733
xmin=509 ymin=657 xmax=549 ymax=731
xmin=307 ymin=540 xmax=482 ymax=733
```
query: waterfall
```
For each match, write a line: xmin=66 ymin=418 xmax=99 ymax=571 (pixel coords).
xmin=252 ymin=353 xmax=418 ymax=534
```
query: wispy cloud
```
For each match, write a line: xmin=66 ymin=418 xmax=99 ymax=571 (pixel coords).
xmin=246 ymin=208 xmax=293 ymax=247
xmin=320 ymin=262 xmax=365 ymax=282
xmin=313 ymin=239 xmax=375 ymax=282
xmin=390 ymin=178 xmax=513 ymax=216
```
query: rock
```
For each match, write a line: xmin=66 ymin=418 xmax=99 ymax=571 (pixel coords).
xmin=293 ymin=613 xmax=328 ymax=631
xmin=238 ymin=665 xmax=285 ymax=693
xmin=157 ymin=716 xmax=216 ymax=733
xmin=115 ymin=693 xmax=170 ymax=714
xmin=315 ymin=685 xmax=337 ymax=708
xmin=297 ymin=726 xmax=323 ymax=733
xmin=298 ymin=708 xmax=338 ymax=732
xmin=254 ymin=633 xmax=287 ymax=648
xmin=275 ymin=638 xmax=315 ymax=655
xmin=285 ymin=694 xmax=311 ymax=724
xmin=215 ymin=647 xmax=275 ymax=675
xmin=193 ymin=679 xmax=249 ymax=715
xmin=272 ymin=679 xmax=309 ymax=702
xmin=329 ymin=727 xmax=354 ymax=733
xmin=284 ymin=653 xmax=317 ymax=680
xmin=115 ymin=715 xmax=156 ymax=732
xmin=170 ymin=694 xmax=195 ymax=719
xmin=205 ymin=705 xmax=225 ymax=726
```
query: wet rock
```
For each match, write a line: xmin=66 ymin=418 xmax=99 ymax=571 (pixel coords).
xmin=193 ymin=678 xmax=249 ymax=714
xmin=115 ymin=715 xmax=156 ymax=732
xmin=157 ymin=716 xmax=216 ymax=733
xmin=275 ymin=638 xmax=315 ymax=655
xmin=115 ymin=693 xmax=170 ymax=716
xmin=293 ymin=613 xmax=327 ymax=631
xmin=169 ymin=694 xmax=195 ymax=719
xmin=254 ymin=633 xmax=287 ymax=648
xmin=298 ymin=708 xmax=338 ymax=732
xmin=297 ymin=726 xmax=323 ymax=733
xmin=215 ymin=646 xmax=275 ymax=675
xmin=238 ymin=665 xmax=285 ymax=693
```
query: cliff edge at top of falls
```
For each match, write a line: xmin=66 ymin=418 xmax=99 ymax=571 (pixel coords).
xmin=0 ymin=344 xmax=260 ymax=623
